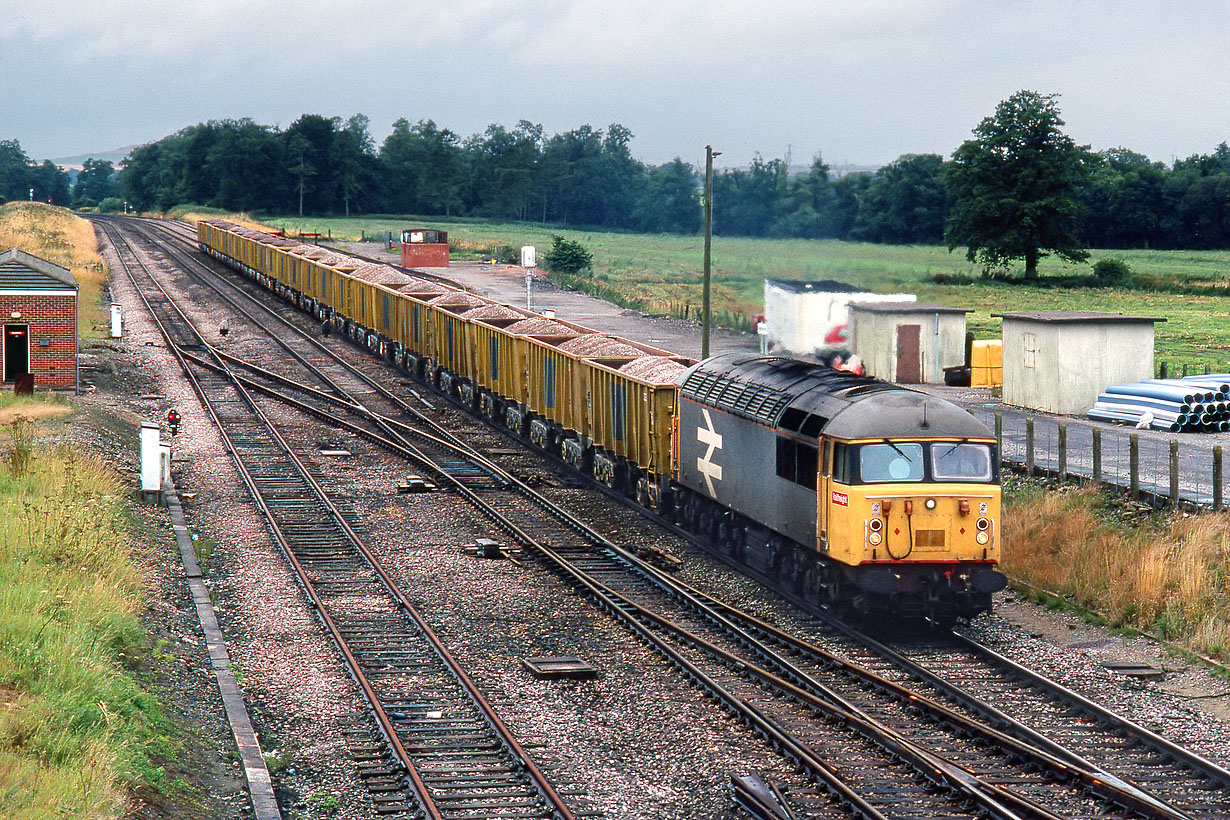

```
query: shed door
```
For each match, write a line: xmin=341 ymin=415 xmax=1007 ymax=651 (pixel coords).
xmin=896 ymin=324 xmax=921 ymax=383
xmin=4 ymin=324 xmax=29 ymax=382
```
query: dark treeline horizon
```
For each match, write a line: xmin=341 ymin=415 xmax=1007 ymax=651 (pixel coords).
xmin=4 ymin=114 xmax=1230 ymax=252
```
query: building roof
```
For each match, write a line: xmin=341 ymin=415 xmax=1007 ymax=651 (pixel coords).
xmin=850 ymin=301 xmax=971 ymax=314
xmin=0 ymin=248 xmax=79 ymax=291
xmin=764 ymin=278 xmax=861 ymax=294
xmin=991 ymin=310 xmax=1165 ymax=324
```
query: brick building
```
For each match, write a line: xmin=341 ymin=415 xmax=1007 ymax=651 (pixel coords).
xmin=0 ymin=248 xmax=78 ymax=390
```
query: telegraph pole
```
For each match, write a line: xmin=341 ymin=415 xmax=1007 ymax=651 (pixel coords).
xmin=702 ymin=144 xmax=720 ymax=358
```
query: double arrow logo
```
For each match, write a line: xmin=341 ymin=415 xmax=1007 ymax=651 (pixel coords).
xmin=696 ymin=408 xmax=724 ymax=498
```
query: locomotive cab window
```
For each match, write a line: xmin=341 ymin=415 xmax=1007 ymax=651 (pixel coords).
xmin=931 ymin=442 xmax=994 ymax=482
xmin=859 ymin=443 xmax=924 ymax=483
xmin=831 ymin=442 xmax=853 ymax=484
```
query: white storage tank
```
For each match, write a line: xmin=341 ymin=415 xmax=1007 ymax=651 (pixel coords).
xmin=762 ymin=279 xmax=916 ymax=356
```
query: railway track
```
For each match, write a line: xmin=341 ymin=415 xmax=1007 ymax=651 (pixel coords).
xmin=98 ymin=218 xmax=580 ymax=820
xmin=102 ymin=216 xmax=1230 ymax=820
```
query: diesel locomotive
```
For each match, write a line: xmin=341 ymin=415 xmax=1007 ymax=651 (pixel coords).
xmin=672 ymin=354 xmax=1005 ymax=622
xmin=197 ymin=220 xmax=1005 ymax=623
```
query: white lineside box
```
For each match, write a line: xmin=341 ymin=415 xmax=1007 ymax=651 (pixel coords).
xmin=140 ymin=421 xmax=162 ymax=501
xmin=111 ymin=303 xmax=122 ymax=338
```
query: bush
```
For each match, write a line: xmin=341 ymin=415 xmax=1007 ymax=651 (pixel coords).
xmin=98 ymin=197 xmax=125 ymax=214
xmin=1091 ymin=257 xmax=1131 ymax=285
xmin=491 ymin=243 xmax=519 ymax=264
xmin=541 ymin=235 xmax=593 ymax=276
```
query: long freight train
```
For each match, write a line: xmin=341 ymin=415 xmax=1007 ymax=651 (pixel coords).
xmin=197 ymin=220 xmax=1006 ymax=623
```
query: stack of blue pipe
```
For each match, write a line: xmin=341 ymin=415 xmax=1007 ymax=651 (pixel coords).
xmin=1087 ymin=375 xmax=1230 ymax=432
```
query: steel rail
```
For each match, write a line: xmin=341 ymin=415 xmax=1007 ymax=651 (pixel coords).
xmin=99 ymin=219 xmax=577 ymax=820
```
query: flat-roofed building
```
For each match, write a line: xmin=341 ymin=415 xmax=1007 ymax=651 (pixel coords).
xmin=0 ymin=248 xmax=78 ymax=390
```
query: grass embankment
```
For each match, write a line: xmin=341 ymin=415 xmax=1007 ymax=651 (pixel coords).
xmin=244 ymin=213 xmax=1230 ymax=370
xmin=0 ymin=411 xmax=180 ymax=818
xmin=0 ymin=202 xmax=108 ymax=339
xmin=1003 ymin=476 xmax=1230 ymax=661
xmin=0 ymin=205 xmax=182 ymax=816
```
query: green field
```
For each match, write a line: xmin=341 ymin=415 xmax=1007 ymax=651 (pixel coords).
xmin=255 ymin=214 xmax=1230 ymax=371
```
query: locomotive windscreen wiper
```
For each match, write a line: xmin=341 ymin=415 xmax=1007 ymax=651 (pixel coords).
xmin=936 ymin=439 xmax=968 ymax=459
xmin=884 ymin=440 xmax=909 ymax=458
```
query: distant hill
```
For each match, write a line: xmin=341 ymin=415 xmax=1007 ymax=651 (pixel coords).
xmin=50 ymin=146 xmax=136 ymax=172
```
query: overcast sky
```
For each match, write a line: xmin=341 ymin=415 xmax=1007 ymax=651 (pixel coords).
xmin=3 ymin=0 xmax=1228 ymax=170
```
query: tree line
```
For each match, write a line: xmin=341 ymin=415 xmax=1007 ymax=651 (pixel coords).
xmin=3 ymin=102 xmax=1230 ymax=255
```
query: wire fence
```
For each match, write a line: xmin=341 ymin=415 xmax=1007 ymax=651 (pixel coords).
xmin=971 ymin=409 xmax=1226 ymax=510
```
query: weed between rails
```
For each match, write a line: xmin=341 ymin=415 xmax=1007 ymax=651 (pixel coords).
xmin=1003 ymin=474 xmax=1230 ymax=659
xmin=0 ymin=444 xmax=181 ymax=818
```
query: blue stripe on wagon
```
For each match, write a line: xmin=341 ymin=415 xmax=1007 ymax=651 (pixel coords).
xmin=545 ymin=357 xmax=556 ymax=408
xmin=612 ymin=382 xmax=627 ymax=441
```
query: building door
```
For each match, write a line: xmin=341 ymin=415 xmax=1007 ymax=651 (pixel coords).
xmin=4 ymin=324 xmax=29 ymax=382
xmin=895 ymin=324 xmax=921 ymax=383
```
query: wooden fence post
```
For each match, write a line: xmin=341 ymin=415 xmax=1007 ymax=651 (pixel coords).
xmin=1058 ymin=423 xmax=1067 ymax=481
xmin=1169 ymin=440 xmax=1179 ymax=508
xmin=1130 ymin=434 xmax=1140 ymax=502
xmin=995 ymin=412 xmax=1003 ymax=463
xmin=1092 ymin=428 xmax=1102 ymax=483
xmin=1026 ymin=418 xmax=1035 ymax=476
xmin=1215 ymin=446 xmax=1223 ymax=511
xmin=1160 ymin=361 xmax=1168 ymax=379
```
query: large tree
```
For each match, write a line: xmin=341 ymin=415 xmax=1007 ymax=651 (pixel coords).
xmin=74 ymin=158 xmax=120 ymax=205
xmin=945 ymin=90 xmax=1091 ymax=278
xmin=631 ymin=159 xmax=700 ymax=234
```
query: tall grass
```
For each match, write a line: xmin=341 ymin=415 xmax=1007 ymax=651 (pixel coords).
xmin=0 ymin=442 xmax=177 ymax=818
xmin=1004 ymin=482 xmax=1230 ymax=658
xmin=0 ymin=202 xmax=108 ymax=339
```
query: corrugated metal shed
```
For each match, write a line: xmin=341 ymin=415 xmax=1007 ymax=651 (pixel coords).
xmin=849 ymin=301 xmax=971 ymax=385
xmin=0 ymin=248 xmax=79 ymax=291
xmin=991 ymin=310 xmax=1166 ymax=414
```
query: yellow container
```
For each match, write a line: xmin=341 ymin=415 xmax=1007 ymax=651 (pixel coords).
xmin=970 ymin=340 xmax=1003 ymax=387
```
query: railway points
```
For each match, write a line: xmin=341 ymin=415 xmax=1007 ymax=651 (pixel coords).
xmin=82 ymin=215 xmax=1230 ymax=820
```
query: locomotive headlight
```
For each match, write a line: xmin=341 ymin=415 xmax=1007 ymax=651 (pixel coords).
xmin=976 ymin=517 xmax=990 ymax=531
xmin=976 ymin=531 xmax=990 ymax=545
xmin=869 ymin=531 xmax=882 ymax=546
xmin=868 ymin=518 xmax=883 ymax=532
xmin=924 ymin=497 xmax=937 ymax=510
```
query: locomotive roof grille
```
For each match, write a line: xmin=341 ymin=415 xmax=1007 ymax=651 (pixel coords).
xmin=679 ymin=353 xmax=992 ymax=439
xmin=680 ymin=368 xmax=792 ymax=426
